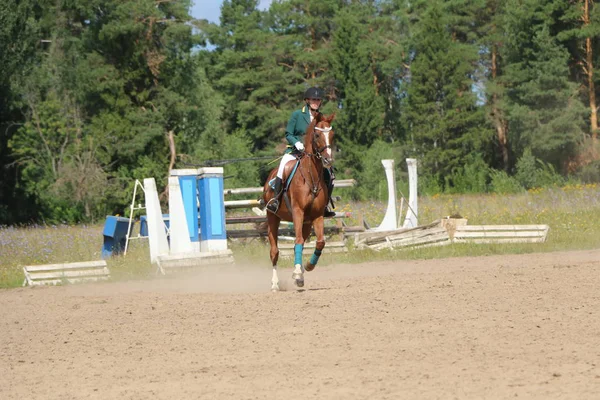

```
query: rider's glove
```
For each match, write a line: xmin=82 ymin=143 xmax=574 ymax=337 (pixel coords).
xmin=294 ymin=142 xmax=305 ymax=151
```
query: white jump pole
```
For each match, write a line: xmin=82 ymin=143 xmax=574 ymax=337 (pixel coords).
xmin=401 ymin=158 xmax=418 ymax=229
xmin=168 ymin=176 xmax=194 ymax=254
xmin=375 ymin=159 xmax=397 ymax=231
xmin=144 ymin=178 xmax=170 ymax=264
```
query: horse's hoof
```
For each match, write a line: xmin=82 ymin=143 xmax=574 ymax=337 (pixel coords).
xmin=292 ymin=272 xmax=304 ymax=287
xmin=305 ymin=263 xmax=315 ymax=272
xmin=271 ymin=284 xmax=280 ymax=292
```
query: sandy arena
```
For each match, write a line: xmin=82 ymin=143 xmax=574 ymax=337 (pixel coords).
xmin=2 ymin=249 xmax=600 ymax=399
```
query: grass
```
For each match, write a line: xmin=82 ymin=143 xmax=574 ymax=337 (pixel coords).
xmin=1 ymin=184 xmax=599 ymax=289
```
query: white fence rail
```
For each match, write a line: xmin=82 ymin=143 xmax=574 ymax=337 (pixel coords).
xmin=23 ymin=260 xmax=110 ymax=286
xmin=453 ymin=225 xmax=550 ymax=244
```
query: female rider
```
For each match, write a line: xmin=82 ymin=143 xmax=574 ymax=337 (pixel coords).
xmin=266 ymin=87 xmax=335 ymax=217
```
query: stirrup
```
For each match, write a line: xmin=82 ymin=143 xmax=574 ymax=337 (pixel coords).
xmin=266 ymin=198 xmax=280 ymax=213
xmin=324 ymin=207 xmax=336 ymax=218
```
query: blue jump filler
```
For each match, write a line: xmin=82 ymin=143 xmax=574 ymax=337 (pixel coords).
xmin=101 ymin=215 xmax=131 ymax=258
xmin=197 ymin=167 xmax=227 ymax=252
xmin=169 ymin=167 xmax=228 ymax=253
xmin=170 ymin=169 xmax=201 ymax=248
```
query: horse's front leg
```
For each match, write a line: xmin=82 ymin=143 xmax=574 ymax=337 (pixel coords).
xmin=267 ymin=213 xmax=281 ymax=291
xmin=305 ymin=216 xmax=325 ymax=272
xmin=292 ymin=208 xmax=306 ymax=288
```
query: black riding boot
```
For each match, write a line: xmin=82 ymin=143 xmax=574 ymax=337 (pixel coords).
xmin=324 ymin=179 xmax=336 ymax=218
xmin=266 ymin=177 xmax=283 ymax=213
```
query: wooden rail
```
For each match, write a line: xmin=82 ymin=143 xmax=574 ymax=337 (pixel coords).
xmin=23 ymin=260 xmax=110 ymax=286
xmin=223 ymin=179 xmax=357 ymax=196
xmin=226 ymin=212 xmax=353 ymax=225
xmin=227 ymin=225 xmax=365 ymax=239
xmin=453 ymin=225 xmax=549 ymax=244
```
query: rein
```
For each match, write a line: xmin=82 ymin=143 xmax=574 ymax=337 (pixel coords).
xmin=297 ymin=125 xmax=331 ymax=197
xmin=305 ymin=126 xmax=332 ymax=162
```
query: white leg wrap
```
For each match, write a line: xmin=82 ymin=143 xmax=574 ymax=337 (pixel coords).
xmin=272 ymin=265 xmax=280 ymax=291
xmin=292 ymin=263 xmax=305 ymax=288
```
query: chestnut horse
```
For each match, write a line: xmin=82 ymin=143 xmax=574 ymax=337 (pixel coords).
xmin=262 ymin=113 xmax=335 ymax=291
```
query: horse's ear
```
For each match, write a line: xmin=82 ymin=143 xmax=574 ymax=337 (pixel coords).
xmin=316 ymin=112 xmax=324 ymax=123
xmin=325 ymin=113 xmax=336 ymax=124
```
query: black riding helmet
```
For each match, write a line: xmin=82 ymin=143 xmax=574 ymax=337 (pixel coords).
xmin=304 ymin=87 xmax=324 ymax=100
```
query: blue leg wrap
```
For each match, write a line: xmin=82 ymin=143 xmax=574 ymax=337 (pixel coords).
xmin=309 ymin=249 xmax=322 ymax=266
xmin=294 ymin=244 xmax=304 ymax=265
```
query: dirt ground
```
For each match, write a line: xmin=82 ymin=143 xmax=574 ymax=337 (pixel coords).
xmin=2 ymin=249 xmax=600 ymax=399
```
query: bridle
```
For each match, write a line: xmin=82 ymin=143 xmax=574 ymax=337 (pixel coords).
xmin=297 ymin=124 xmax=333 ymax=197
xmin=309 ymin=126 xmax=333 ymax=167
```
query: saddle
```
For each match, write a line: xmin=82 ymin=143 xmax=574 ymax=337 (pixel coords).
xmin=269 ymin=158 xmax=300 ymax=192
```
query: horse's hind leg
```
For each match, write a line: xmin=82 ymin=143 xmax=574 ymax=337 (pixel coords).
xmin=305 ymin=216 xmax=325 ymax=272
xmin=267 ymin=213 xmax=281 ymax=291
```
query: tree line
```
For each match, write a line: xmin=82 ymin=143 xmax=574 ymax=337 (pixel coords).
xmin=0 ymin=0 xmax=599 ymax=224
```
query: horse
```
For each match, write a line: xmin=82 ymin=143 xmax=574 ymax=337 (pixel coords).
xmin=262 ymin=112 xmax=335 ymax=291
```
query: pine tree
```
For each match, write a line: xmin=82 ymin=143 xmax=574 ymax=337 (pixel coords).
xmin=0 ymin=0 xmax=48 ymax=222
xmin=331 ymin=3 xmax=385 ymax=146
xmin=503 ymin=0 xmax=587 ymax=170
xmin=478 ymin=0 xmax=512 ymax=170
xmin=404 ymin=1 xmax=487 ymax=181
xmin=558 ymin=0 xmax=600 ymax=150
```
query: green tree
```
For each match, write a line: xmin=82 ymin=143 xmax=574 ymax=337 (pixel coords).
xmin=558 ymin=0 xmax=600 ymax=163
xmin=404 ymin=1 xmax=489 ymax=184
xmin=8 ymin=0 xmax=208 ymax=221
xmin=0 ymin=0 xmax=50 ymax=223
xmin=503 ymin=0 xmax=587 ymax=170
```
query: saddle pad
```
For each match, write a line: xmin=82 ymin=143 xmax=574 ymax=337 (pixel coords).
xmin=269 ymin=159 xmax=300 ymax=191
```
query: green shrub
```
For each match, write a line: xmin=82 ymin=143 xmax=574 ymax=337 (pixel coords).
xmin=419 ymin=174 xmax=444 ymax=196
xmin=489 ymin=169 xmax=524 ymax=194
xmin=576 ymin=160 xmax=600 ymax=183
xmin=515 ymin=148 xmax=564 ymax=189
xmin=350 ymin=140 xmax=402 ymax=200
xmin=445 ymin=154 xmax=489 ymax=193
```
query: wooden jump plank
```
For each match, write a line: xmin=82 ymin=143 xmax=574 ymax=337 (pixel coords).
xmin=453 ymin=224 xmax=549 ymax=244
xmin=383 ymin=227 xmax=448 ymax=242
xmin=455 ymin=231 xmax=546 ymax=238
xmin=454 ymin=238 xmax=546 ymax=244
xmin=372 ymin=238 xmax=451 ymax=251
xmin=227 ymin=228 xmax=340 ymax=238
xmin=24 ymin=268 xmax=110 ymax=280
xmin=23 ymin=260 xmax=107 ymax=272
xmin=23 ymin=260 xmax=110 ymax=287
xmin=363 ymin=227 xmax=448 ymax=246
xmin=223 ymin=179 xmax=357 ymax=196
xmin=354 ymin=220 xmax=441 ymax=245
xmin=27 ymin=277 xmax=110 ymax=286
xmin=226 ymin=212 xmax=353 ymax=225
xmin=456 ymin=225 xmax=549 ymax=231
xmin=371 ymin=232 xmax=451 ymax=251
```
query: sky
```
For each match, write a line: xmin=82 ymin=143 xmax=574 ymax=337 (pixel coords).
xmin=190 ymin=0 xmax=273 ymax=24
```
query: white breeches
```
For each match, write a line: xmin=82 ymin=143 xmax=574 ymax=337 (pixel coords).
xmin=277 ymin=153 xmax=298 ymax=179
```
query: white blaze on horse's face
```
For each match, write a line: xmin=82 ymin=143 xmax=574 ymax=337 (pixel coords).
xmin=314 ymin=125 xmax=333 ymax=163
xmin=324 ymin=128 xmax=332 ymax=159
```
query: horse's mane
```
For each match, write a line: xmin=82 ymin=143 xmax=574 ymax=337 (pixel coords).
xmin=303 ymin=112 xmax=323 ymax=150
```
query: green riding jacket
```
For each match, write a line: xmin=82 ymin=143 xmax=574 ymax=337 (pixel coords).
xmin=284 ymin=105 xmax=315 ymax=154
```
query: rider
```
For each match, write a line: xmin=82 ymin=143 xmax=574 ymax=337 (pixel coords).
xmin=266 ymin=87 xmax=336 ymax=217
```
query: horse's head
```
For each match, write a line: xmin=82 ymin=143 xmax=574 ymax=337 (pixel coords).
xmin=310 ymin=113 xmax=335 ymax=167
